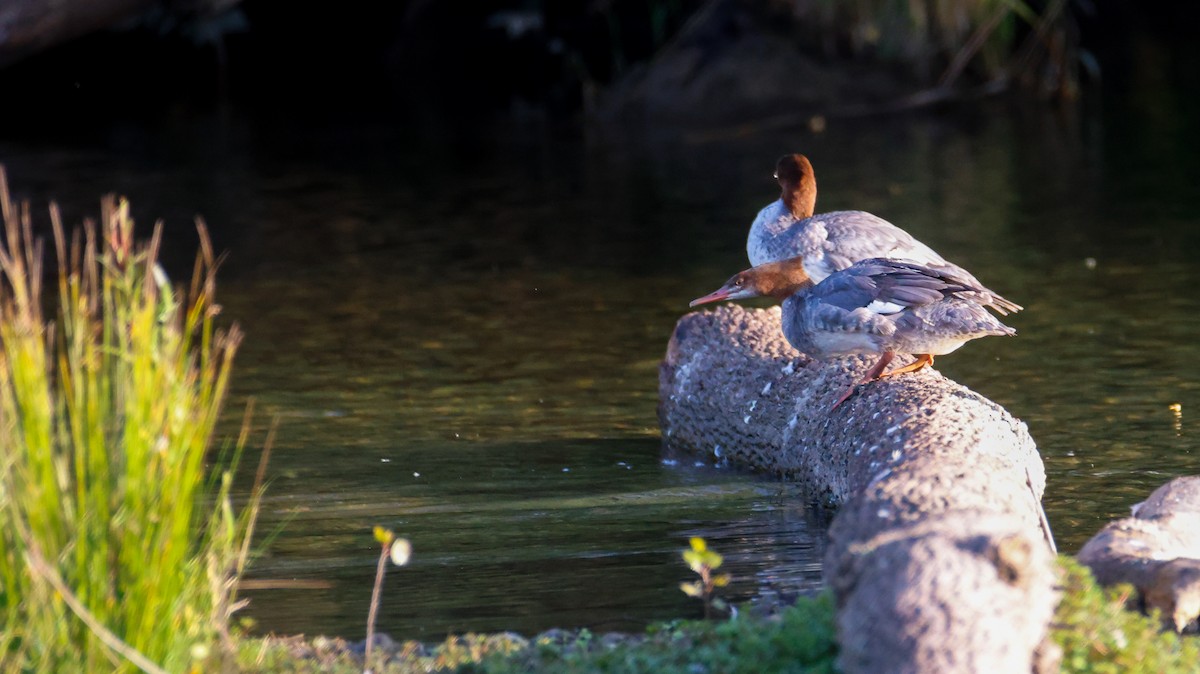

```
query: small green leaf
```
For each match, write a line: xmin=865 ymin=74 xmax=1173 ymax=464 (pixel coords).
xmin=689 ymin=537 xmax=707 ymax=553
xmin=680 ymin=582 xmax=703 ymax=598
xmin=712 ymin=574 xmax=731 ymax=587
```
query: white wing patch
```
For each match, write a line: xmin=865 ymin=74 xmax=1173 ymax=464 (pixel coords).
xmin=865 ymin=300 xmax=906 ymax=315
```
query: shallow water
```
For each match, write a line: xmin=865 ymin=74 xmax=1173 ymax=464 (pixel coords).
xmin=2 ymin=76 xmax=1199 ymax=640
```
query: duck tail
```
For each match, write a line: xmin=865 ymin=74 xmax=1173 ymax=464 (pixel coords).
xmin=987 ymin=293 xmax=1023 ymax=316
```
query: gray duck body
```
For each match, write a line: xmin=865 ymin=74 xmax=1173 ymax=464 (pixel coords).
xmin=780 ymin=258 xmax=1016 ymax=360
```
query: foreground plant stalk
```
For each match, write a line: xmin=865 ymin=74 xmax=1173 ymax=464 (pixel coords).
xmin=0 ymin=167 xmax=264 ymax=673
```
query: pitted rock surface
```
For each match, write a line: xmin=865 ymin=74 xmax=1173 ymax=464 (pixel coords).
xmin=659 ymin=304 xmax=1056 ymax=673
xmin=661 ymin=306 xmax=1040 ymax=493
xmin=832 ymin=513 xmax=1057 ymax=674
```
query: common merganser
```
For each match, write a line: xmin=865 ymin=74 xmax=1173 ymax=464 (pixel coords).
xmin=690 ymin=256 xmax=1016 ymax=409
xmin=747 ymin=154 xmax=1021 ymax=315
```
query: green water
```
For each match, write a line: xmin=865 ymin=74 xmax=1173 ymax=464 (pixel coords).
xmin=2 ymin=79 xmax=1199 ymax=640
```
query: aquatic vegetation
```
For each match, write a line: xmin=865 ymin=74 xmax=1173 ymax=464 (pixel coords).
xmin=679 ymin=536 xmax=731 ymax=619
xmin=0 ymin=169 xmax=264 ymax=672
xmin=365 ymin=526 xmax=413 ymax=673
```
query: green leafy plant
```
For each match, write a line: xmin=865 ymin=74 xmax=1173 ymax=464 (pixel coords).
xmin=679 ymin=537 xmax=731 ymax=619
xmin=0 ymin=168 xmax=264 ymax=672
xmin=364 ymin=526 xmax=413 ymax=673
xmin=1052 ymin=557 xmax=1200 ymax=673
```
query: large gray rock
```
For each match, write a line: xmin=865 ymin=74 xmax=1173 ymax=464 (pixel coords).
xmin=1078 ymin=477 xmax=1200 ymax=632
xmin=659 ymin=304 xmax=1059 ymax=674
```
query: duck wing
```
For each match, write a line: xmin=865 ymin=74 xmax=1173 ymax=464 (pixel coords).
xmin=797 ymin=212 xmax=947 ymax=281
xmin=810 ymin=259 xmax=967 ymax=311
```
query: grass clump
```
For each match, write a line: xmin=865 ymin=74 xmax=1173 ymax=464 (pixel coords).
xmin=1053 ymin=557 xmax=1200 ymax=673
xmin=0 ymin=169 xmax=262 ymax=672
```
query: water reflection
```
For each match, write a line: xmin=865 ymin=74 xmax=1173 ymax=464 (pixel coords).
xmin=242 ymin=439 xmax=826 ymax=637
xmin=0 ymin=86 xmax=1198 ymax=638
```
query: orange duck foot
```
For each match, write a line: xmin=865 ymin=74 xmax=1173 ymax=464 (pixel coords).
xmin=830 ymin=353 xmax=934 ymax=411
xmin=877 ymin=353 xmax=935 ymax=379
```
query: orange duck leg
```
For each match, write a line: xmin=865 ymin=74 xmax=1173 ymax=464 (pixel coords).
xmin=831 ymin=353 xmax=934 ymax=410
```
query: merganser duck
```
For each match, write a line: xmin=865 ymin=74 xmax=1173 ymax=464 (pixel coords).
xmin=690 ymin=256 xmax=1016 ymax=409
xmin=747 ymin=154 xmax=1021 ymax=315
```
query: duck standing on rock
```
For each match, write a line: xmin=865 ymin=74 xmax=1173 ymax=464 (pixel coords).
xmin=747 ymin=153 xmax=1021 ymax=315
xmin=690 ymin=257 xmax=1016 ymax=409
